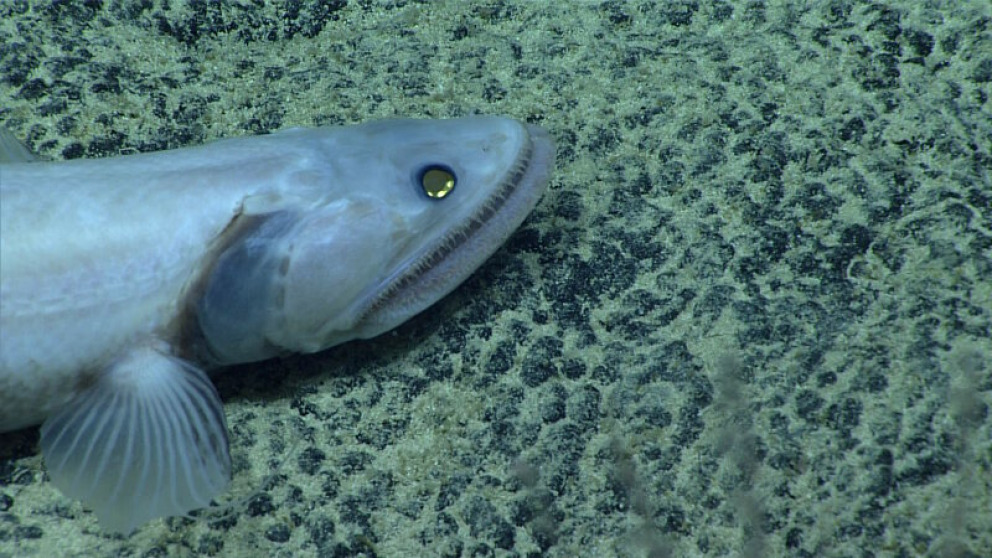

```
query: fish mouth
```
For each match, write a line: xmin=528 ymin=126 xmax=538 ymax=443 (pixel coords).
xmin=353 ymin=124 xmax=555 ymax=337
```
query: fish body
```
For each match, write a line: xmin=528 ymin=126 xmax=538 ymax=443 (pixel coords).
xmin=0 ymin=117 xmax=553 ymax=532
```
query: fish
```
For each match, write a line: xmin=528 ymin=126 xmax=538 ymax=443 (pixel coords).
xmin=0 ymin=116 xmax=554 ymax=533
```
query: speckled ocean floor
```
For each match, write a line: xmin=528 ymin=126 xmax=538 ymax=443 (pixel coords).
xmin=1 ymin=1 xmax=990 ymax=557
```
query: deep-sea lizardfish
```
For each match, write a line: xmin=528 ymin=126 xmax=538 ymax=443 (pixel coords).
xmin=0 ymin=117 xmax=554 ymax=533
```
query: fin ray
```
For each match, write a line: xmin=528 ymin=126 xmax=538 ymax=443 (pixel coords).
xmin=40 ymin=345 xmax=231 ymax=534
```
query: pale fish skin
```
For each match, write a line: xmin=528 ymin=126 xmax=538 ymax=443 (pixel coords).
xmin=0 ymin=117 xmax=554 ymax=533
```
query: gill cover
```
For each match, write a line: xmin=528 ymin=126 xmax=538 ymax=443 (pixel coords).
xmin=194 ymin=198 xmax=413 ymax=364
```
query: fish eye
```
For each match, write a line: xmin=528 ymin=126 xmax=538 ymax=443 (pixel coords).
xmin=419 ymin=164 xmax=456 ymax=199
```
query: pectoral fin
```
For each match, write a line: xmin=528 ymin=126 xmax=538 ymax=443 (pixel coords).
xmin=0 ymin=127 xmax=36 ymax=163
xmin=39 ymin=344 xmax=231 ymax=534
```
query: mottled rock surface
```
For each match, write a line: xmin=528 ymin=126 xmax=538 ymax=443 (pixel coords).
xmin=2 ymin=1 xmax=989 ymax=556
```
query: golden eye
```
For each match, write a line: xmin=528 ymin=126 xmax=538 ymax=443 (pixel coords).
xmin=421 ymin=165 xmax=456 ymax=199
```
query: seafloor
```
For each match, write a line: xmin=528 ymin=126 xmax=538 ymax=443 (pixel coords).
xmin=1 ymin=1 xmax=989 ymax=557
